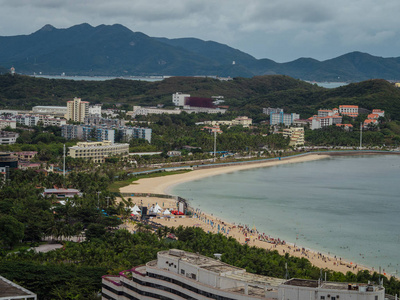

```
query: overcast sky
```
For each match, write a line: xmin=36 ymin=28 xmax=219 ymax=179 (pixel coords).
xmin=1 ymin=0 xmax=399 ymax=62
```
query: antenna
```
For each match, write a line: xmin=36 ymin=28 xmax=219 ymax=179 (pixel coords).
xmin=213 ymin=130 xmax=216 ymax=162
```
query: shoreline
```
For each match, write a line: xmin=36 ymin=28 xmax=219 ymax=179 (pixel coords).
xmin=119 ymin=153 xmax=381 ymax=275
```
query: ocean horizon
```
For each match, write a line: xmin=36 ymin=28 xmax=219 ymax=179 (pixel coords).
xmin=171 ymin=155 xmax=400 ymax=277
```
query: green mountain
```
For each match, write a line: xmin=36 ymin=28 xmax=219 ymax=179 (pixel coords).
xmin=1 ymin=74 xmax=400 ymax=120
xmin=1 ymin=24 xmax=400 ymax=81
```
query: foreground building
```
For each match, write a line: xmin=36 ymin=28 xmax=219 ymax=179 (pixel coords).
xmin=102 ymin=249 xmax=385 ymax=300
xmin=0 ymin=275 xmax=37 ymax=300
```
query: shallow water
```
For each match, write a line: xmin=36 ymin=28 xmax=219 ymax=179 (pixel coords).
xmin=172 ymin=155 xmax=400 ymax=277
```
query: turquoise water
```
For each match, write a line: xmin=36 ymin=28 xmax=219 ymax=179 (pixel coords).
xmin=171 ymin=155 xmax=400 ymax=277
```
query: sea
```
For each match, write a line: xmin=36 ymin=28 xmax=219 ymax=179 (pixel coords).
xmin=171 ymin=155 xmax=400 ymax=277
xmin=30 ymin=75 xmax=347 ymax=88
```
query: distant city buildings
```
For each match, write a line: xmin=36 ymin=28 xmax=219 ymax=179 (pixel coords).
xmin=68 ymin=141 xmax=129 ymax=163
xmin=67 ymin=97 xmax=89 ymax=122
xmin=263 ymin=107 xmax=284 ymax=115
xmin=62 ymin=124 xmax=152 ymax=143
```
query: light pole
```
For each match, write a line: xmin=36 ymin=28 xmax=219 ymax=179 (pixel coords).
xmin=213 ymin=130 xmax=216 ymax=163
xmin=97 ymin=191 xmax=101 ymax=208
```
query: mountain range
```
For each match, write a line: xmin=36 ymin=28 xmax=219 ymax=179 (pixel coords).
xmin=1 ymin=23 xmax=400 ymax=81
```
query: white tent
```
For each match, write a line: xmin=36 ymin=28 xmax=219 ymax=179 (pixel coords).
xmin=131 ymin=205 xmax=141 ymax=214
xmin=154 ymin=204 xmax=162 ymax=213
xmin=163 ymin=209 xmax=171 ymax=215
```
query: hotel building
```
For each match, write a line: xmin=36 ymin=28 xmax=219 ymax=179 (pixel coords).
xmin=67 ymin=97 xmax=89 ymax=123
xmin=68 ymin=141 xmax=129 ymax=163
xmin=339 ymin=105 xmax=358 ymax=117
xmin=270 ymin=112 xmax=300 ymax=126
xmin=102 ymin=249 xmax=385 ymax=300
xmin=282 ymin=127 xmax=304 ymax=146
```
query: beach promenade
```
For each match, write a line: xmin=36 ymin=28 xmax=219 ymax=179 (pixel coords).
xmin=119 ymin=153 xmax=372 ymax=275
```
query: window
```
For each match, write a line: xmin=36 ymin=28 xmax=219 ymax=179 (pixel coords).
xmin=181 ymin=269 xmax=185 ymax=275
xmin=320 ymin=297 xmax=325 ymax=300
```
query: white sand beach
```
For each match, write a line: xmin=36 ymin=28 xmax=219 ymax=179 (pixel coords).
xmin=119 ymin=154 xmax=374 ymax=275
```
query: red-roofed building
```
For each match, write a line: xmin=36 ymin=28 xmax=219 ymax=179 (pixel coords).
xmin=372 ymin=109 xmax=385 ymax=117
xmin=363 ymin=119 xmax=378 ymax=129
xmin=339 ymin=105 xmax=358 ymax=117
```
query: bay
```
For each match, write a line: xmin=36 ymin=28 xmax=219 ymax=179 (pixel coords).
xmin=171 ymin=155 xmax=400 ymax=277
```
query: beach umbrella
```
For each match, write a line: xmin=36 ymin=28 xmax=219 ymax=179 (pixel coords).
xmin=163 ymin=209 xmax=171 ymax=215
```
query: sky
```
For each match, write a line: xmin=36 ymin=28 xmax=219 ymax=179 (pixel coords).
xmin=0 ymin=0 xmax=400 ymax=63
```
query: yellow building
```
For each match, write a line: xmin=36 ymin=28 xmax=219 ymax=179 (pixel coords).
xmin=67 ymin=97 xmax=89 ymax=122
xmin=232 ymin=116 xmax=253 ymax=127
xmin=68 ymin=141 xmax=129 ymax=163
xmin=282 ymin=127 xmax=304 ymax=146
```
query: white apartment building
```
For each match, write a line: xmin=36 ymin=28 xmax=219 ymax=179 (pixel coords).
xmin=68 ymin=141 xmax=129 ymax=163
xmin=283 ymin=127 xmax=304 ymax=146
xmin=32 ymin=106 xmax=67 ymax=116
xmin=232 ymin=116 xmax=252 ymax=127
xmin=0 ymin=119 xmax=17 ymax=129
xmin=16 ymin=115 xmax=40 ymax=127
xmin=339 ymin=105 xmax=358 ymax=117
xmin=0 ymin=131 xmax=19 ymax=145
xmin=172 ymin=92 xmax=190 ymax=106
xmin=38 ymin=115 xmax=67 ymax=127
xmin=67 ymin=97 xmax=89 ymax=123
xmin=130 ymin=106 xmax=182 ymax=117
xmin=372 ymin=109 xmax=385 ymax=118
xmin=102 ymin=249 xmax=385 ymax=300
xmin=89 ymin=104 xmax=102 ymax=115
xmin=270 ymin=112 xmax=300 ymax=126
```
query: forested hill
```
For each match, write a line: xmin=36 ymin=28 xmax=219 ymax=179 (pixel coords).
xmin=1 ymin=23 xmax=400 ymax=81
xmin=1 ymin=74 xmax=400 ymax=119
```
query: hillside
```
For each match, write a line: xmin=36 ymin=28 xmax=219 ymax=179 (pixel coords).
xmin=1 ymin=74 xmax=400 ymax=119
xmin=1 ymin=24 xmax=400 ymax=81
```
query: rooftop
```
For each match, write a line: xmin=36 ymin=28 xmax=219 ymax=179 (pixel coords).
xmin=0 ymin=275 xmax=36 ymax=298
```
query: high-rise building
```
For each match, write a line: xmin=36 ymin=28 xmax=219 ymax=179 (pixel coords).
xmin=67 ymin=97 xmax=89 ymax=123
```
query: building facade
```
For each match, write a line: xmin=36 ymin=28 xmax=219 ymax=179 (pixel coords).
xmin=68 ymin=141 xmax=129 ymax=163
xmin=102 ymin=249 xmax=385 ymax=300
xmin=172 ymin=92 xmax=191 ymax=106
xmin=339 ymin=105 xmax=358 ymax=117
xmin=263 ymin=107 xmax=284 ymax=115
xmin=270 ymin=112 xmax=300 ymax=126
xmin=32 ymin=106 xmax=68 ymax=116
xmin=0 ymin=131 xmax=19 ymax=145
xmin=282 ymin=127 xmax=304 ymax=146
xmin=67 ymin=97 xmax=89 ymax=122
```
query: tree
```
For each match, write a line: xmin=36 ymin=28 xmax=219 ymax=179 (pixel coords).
xmin=0 ymin=215 xmax=24 ymax=249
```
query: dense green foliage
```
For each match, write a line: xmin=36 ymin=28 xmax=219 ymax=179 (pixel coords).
xmin=1 ymin=74 xmax=400 ymax=121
